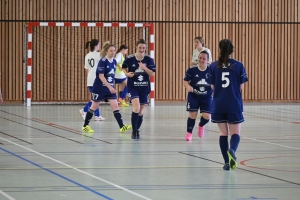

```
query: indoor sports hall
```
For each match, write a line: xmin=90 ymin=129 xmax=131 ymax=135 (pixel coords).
xmin=0 ymin=1 xmax=299 ymax=200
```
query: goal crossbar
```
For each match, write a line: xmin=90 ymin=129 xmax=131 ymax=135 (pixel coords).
xmin=26 ymin=22 xmax=155 ymax=107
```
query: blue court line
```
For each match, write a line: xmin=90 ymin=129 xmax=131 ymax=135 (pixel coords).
xmin=0 ymin=147 xmax=113 ymax=200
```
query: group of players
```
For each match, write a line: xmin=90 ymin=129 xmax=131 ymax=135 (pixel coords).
xmin=81 ymin=39 xmax=155 ymax=140
xmin=81 ymin=37 xmax=248 ymax=171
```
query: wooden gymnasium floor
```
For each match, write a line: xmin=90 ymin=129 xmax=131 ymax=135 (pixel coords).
xmin=0 ymin=102 xmax=299 ymax=200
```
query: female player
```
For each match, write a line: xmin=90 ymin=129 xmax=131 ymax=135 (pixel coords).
xmin=184 ymin=51 xmax=212 ymax=141
xmin=79 ymin=39 xmax=105 ymax=121
xmin=208 ymin=39 xmax=248 ymax=170
xmin=115 ymin=45 xmax=129 ymax=107
xmin=82 ymin=42 xmax=131 ymax=133
xmin=122 ymin=39 xmax=156 ymax=140
xmin=191 ymin=37 xmax=212 ymax=66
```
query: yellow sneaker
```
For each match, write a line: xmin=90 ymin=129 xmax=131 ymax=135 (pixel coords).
xmin=120 ymin=125 xmax=132 ymax=133
xmin=121 ymin=100 xmax=129 ymax=107
xmin=82 ymin=125 xmax=94 ymax=133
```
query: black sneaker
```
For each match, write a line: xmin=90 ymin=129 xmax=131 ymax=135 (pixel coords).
xmin=136 ymin=130 xmax=140 ymax=139
xmin=227 ymin=149 xmax=237 ymax=170
xmin=131 ymin=130 xmax=137 ymax=139
xmin=223 ymin=163 xmax=230 ymax=171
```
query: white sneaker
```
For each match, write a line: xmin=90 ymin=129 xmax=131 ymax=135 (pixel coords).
xmin=94 ymin=116 xmax=105 ymax=121
xmin=79 ymin=109 xmax=86 ymax=120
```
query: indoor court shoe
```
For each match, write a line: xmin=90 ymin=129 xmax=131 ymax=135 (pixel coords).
xmin=94 ymin=116 xmax=105 ymax=121
xmin=131 ymin=130 xmax=140 ymax=139
xmin=120 ymin=125 xmax=132 ymax=133
xmin=185 ymin=132 xmax=192 ymax=141
xmin=79 ymin=109 xmax=86 ymax=120
xmin=119 ymin=100 xmax=129 ymax=107
xmin=227 ymin=149 xmax=237 ymax=170
xmin=198 ymin=126 xmax=205 ymax=138
xmin=82 ymin=125 xmax=94 ymax=133
xmin=223 ymin=163 xmax=230 ymax=171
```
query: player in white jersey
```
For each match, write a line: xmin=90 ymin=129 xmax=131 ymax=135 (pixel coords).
xmin=79 ymin=39 xmax=105 ymax=121
xmin=191 ymin=37 xmax=212 ymax=66
xmin=115 ymin=45 xmax=129 ymax=107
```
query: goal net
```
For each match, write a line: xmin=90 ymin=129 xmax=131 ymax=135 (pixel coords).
xmin=25 ymin=22 xmax=155 ymax=107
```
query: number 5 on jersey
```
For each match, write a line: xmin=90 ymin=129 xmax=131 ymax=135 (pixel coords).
xmin=222 ymin=72 xmax=230 ymax=88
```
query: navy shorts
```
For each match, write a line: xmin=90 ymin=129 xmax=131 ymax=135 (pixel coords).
xmin=128 ymin=88 xmax=148 ymax=105
xmin=186 ymin=93 xmax=211 ymax=113
xmin=91 ymin=90 xmax=117 ymax=102
xmin=88 ymin=86 xmax=93 ymax=93
xmin=211 ymin=113 xmax=244 ymax=124
xmin=115 ymin=78 xmax=126 ymax=84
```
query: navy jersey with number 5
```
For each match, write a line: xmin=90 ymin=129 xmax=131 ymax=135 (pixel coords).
xmin=122 ymin=54 xmax=156 ymax=94
xmin=208 ymin=59 xmax=248 ymax=114
xmin=184 ymin=66 xmax=212 ymax=99
xmin=92 ymin=57 xmax=116 ymax=94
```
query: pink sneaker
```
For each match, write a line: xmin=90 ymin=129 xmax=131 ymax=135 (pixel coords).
xmin=198 ymin=126 xmax=205 ymax=138
xmin=185 ymin=132 xmax=192 ymax=141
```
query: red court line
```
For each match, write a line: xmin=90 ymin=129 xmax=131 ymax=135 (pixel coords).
xmin=33 ymin=118 xmax=82 ymax=133
xmin=240 ymin=155 xmax=300 ymax=173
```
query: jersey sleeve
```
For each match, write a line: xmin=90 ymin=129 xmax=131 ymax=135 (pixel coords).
xmin=183 ymin=68 xmax=192 ymax=81
xmin=96 ymin=59 xmax=106 ymax=74
xmin=206 ymin=48 xmax=213 ymax=63
xmin=239 ymin=64 xmax=248 ymax=84
xmin=147 ymin=58 xmax=156 ymax=72
xmin=122 ymin=58 xmax=129 ymax=69
xmin=207 ymin=65 xmax=215 ymax=85
xmin=115 ymin=53 xmax=122 ymax=64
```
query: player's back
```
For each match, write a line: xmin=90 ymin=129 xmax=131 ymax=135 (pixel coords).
xmin=209 ymin=59 xmax=247 ymax=114
xmin=85 ymin=52 xmax=100 ymax=86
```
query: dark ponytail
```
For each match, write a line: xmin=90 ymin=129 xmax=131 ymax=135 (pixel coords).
xmin=85 ymin=39 xmax=99 ymax=51
xmin=217 ymin=39 xmax=233 ymax=69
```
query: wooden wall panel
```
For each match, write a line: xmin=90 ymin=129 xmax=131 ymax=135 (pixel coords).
xmin=0 ymin=0 xmax=299 ymax=102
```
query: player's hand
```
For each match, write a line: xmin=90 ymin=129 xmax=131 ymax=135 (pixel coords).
xmin=187 ymin=86 xmax=194 ymax=93
xmin=0 ymin=96 xmax=3 ymax=104
xmin=126 ymin=72 xmax=134 ymax=78
xmin=108 ymin=87 xmax=116 ymax=94
xmin=138 ymin=62 xmax=147 ymax=70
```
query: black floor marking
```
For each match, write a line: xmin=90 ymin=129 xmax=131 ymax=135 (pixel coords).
xmin=179 ymin=152 xmax=300 ymax=186
xmin=0 ymin=116 xmax=83 ymax=144
xmin=0 ymin=131 xmax=33 ymax=145
xmin=0 ymin=110 xmax=112 ymax=144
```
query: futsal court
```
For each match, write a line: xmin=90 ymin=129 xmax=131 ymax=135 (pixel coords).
xmin=0 ymin=102 xmax=299 ymax=200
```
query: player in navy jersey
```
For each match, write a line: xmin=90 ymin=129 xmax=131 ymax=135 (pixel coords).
xmin=82 ymin=42 xmax=132 ymax=133
xmin=184 ymin=51 xmax=212 ymax=141
xmin=208 ymin=39 xmax=248 ymax=170
xmin=122 ymin=39 xmax=156 ymax=140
